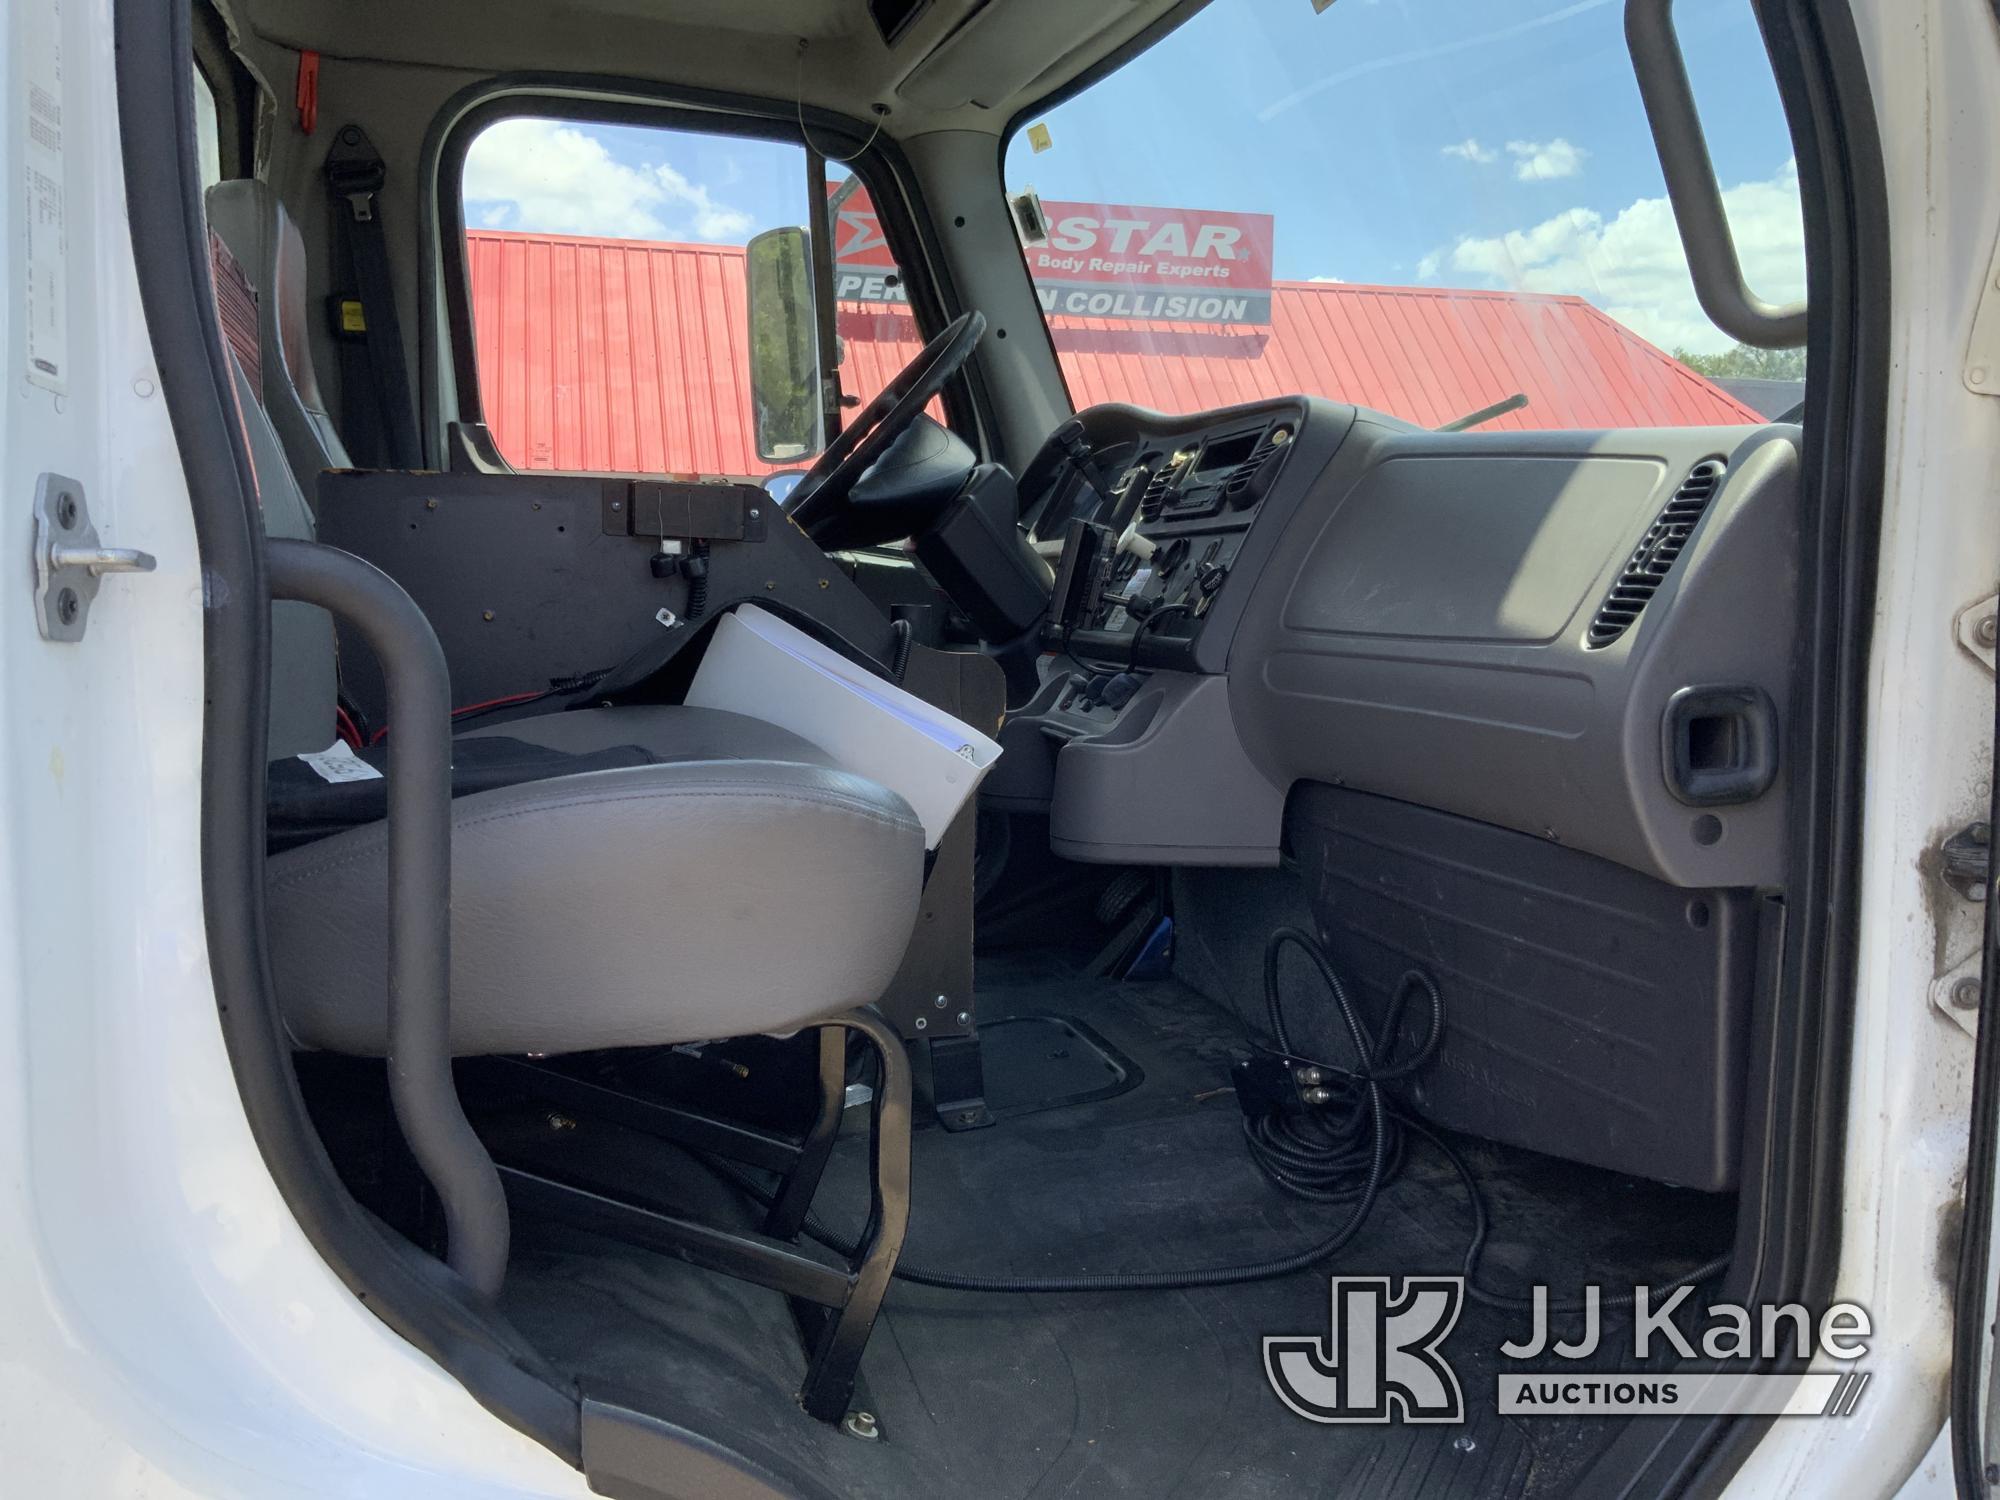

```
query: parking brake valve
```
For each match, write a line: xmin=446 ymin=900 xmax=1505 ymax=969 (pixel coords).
xmin=1098 ymin=672 xmax=1142 ymax=710
xmin=1193 ymin=561 xmax=1228 ymax=616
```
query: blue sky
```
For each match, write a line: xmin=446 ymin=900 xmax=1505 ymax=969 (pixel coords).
xmin=1004 ymin=0 xmax=1804 ymax=352
xmin=463 ymin=0 xmax=1804 ymax=355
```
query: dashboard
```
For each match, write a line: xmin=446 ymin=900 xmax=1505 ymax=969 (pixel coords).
xmin=997 ymin=395 xmax=1803 ymax=892
xmin=1021 ymin=397 xmax=1329 ymax=674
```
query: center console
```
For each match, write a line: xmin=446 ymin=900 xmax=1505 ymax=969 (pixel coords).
xmin=1044 ymin=401 xmax=1309 ymax=672
xmin=984 ymin=397 xmax=1356 ymax=866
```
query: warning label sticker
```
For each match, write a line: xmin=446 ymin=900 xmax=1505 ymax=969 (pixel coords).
xmin=21 ymin=0 xmax=68 ymax=394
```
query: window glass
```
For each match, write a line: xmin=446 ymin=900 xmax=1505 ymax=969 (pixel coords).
xmin=191 ymin=64 xmax=223 ymax=191
xmin=1002 ymin=0 xmax=1805 ymax=429
xmin=459 ymin=118 xmax=828 ymax=475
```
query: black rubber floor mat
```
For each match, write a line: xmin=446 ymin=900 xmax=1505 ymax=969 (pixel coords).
xmin=500 ymin=964 xmax=1731 ymax=1500
xmin=977 ymin=1013 xmax=1142 ymax=1119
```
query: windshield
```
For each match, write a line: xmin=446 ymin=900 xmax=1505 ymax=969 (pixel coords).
xmin=1001 ymin=0 xmax=1805 ymax=429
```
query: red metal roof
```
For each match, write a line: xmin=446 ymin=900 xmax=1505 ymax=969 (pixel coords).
xmin=467 ymin=230 xmax=1759 ymax=477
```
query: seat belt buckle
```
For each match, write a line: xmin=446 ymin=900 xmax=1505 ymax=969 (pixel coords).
xmin=325 ymin=160 xmax=385 ymax=222
xmin=338 ymin=187 xmax=377 ymax=222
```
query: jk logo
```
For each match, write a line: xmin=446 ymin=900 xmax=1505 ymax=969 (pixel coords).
xmin=1264 ymin=1276 xmax=1466 ymax=1424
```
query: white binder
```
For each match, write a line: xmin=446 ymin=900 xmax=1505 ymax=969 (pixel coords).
xmin=684 ymin=604 xmax=1002 ymax=847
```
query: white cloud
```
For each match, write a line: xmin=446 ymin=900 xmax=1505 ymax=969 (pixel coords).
xmin=1506 ymin=138 xmax=1586 ymax=181
xmin=654 ymin=161 xmax=754 ymax=241
xmin=462 ymin=118 xmax=753 ymax=243
xmin=1438 ymin=159 xmax=1805 ymax=354
xmin=1309 ymin=274 xmax=1347 ymax=283
xmin=1442 ymin=138 xmax=1498 ymax=165
xmin=1416 ymin=251 xmax=1441 ymax=281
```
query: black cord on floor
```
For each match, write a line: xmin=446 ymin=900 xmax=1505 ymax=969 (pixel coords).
xmin=1412 ymin=1113 xmax=1732 ymax=1314
xmin=711 ymin=926 xmax=1730 ymax=1302
xmin=1240 ymin=929 xmax=1440 ymax=1204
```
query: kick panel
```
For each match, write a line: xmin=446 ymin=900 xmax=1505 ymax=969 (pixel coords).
xmin=1289 ymin=783 xmax=1754 ymax=1191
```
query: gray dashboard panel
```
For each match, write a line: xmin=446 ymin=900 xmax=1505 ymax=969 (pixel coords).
xmin=1279 ymin=453 xmax=1667 ymax=643
xmin=1048 ymin=673 xmax=1284 ymax=866
xmin=1228 ymin=422 xmax=1802 ymax=888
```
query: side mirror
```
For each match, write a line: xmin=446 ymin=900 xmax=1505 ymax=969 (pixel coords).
xmin=745 ymin=227 xmax=825 ymax=463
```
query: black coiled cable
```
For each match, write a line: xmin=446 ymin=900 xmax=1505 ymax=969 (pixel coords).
xmin=1241 ymin=929 xmax=1441 ymax=1204
xmin=683 ymin=541 xmax=710 ymax=621
xmin=888 ymin=617 xmax=914 ymax=683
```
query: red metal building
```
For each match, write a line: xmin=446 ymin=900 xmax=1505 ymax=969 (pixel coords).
xmin=466 ymin=229 xmax=1760 ymax=477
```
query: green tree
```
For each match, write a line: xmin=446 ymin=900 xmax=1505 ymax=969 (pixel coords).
xmin=1673 ymin=342 xmax=1807 ymax=381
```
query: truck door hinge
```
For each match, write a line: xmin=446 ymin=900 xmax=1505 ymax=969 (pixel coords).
xmin=32 ymin=474 xmax=156 ymax=642
xmin=1965 ymin=216 xmax=2000 ymax=396
xmin=1957 ymin=594 xmax=1999 ymax=675
xmin=1934 ymin=824 xmax=1990 ymax=1039
xmin=1940 ymin=822 xmax=1992 ymax=903
xmin=1932 ymin=947 xmax=1984 ymax=1039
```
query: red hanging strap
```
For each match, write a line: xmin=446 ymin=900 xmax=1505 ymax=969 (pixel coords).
xmin=295 ymin=50 xmax=319 ymax=135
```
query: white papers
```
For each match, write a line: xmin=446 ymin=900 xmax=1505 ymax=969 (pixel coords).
xmin=685 ymin=605 xmax=1002 ymax=847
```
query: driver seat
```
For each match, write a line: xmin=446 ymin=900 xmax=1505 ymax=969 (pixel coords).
xmin=204 ymin=179 xmax=927 ymax=1055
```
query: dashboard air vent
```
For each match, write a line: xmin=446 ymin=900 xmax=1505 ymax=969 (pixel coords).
xmin=1222 ymin=426 xmax=1291 ymax=507
xmin=1584 ymin=459 xmax=1727 ymax=649
xmin=1137 ymin=463 xmax=1178 ymax=521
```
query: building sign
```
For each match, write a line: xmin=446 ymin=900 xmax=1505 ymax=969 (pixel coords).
xmin=830 ymin=185 xmax=1274 ymax=327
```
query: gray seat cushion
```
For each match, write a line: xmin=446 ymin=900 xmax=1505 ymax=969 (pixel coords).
xmin=267 ymin=705 xmax=846 ymax=853
xmin=268 ymin=752 xmax=923 ymax=1056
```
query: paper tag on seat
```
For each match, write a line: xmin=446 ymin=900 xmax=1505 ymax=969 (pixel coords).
xmin=298 ymin=740 xmax=383 ymax=783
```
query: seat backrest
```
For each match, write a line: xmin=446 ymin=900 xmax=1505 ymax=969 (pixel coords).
xmin=205 ymin=179 xmax=351 ymax=503
xmin=229 ymin=346 xmax=341 ymax=758
xmin=206 ymin=187 xmax=340 ymax=759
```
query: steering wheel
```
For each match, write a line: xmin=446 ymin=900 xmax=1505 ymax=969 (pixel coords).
xmin=788 ymin=309 xmax=986 ymax=541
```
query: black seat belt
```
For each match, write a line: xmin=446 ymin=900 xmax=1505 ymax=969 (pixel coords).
xmin=324 ymin=123 xmax=421 ymax=470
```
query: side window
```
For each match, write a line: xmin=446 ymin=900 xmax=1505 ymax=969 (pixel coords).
xmin=190 ymin=2 xmax=256 ymax=188
xmin=1002 ymin=0 xmax=1806 ymax=429
xmin=459 ymin=116 xmax=832 ymax=477
xmin=191 ymin=64 xmax=223 ymax=191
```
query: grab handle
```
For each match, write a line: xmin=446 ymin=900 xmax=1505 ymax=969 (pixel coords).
xmin=1662 ymin=684 xmax=1780 ymax=807
xmin=1626 ymin=0 xmax=1807 ymax=348
xmin=268 ymin=538 xmax=509 ymax=1297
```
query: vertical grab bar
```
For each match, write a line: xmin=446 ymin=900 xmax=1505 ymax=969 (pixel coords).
xmin=1625 ymin=0 xmax=1808 ymax=349
xmin=267 ymin=538 xmax=510 ymax=1297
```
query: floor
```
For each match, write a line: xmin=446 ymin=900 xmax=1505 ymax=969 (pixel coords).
xmin=498 ymin=952 xmax=1734 ymax=1500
